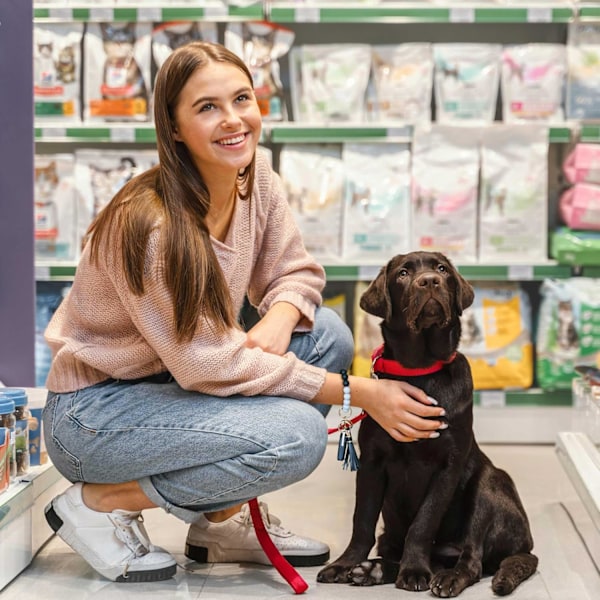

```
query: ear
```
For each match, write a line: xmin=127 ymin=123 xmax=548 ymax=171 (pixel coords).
xmin=359 ymin=263 xmax=392 ymax=320
xmin=172 ymin=123 xmax=182 ymax=143
xmin=455 ymin=270 xmax=474 ymax=314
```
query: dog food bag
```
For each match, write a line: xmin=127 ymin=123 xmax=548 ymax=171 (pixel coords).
xmin=537 ymin=278 xmax=600 ymax=390
xmin=563 ymin=143 xmax=600 ymax=185
xmin=289 ymin=44 xmax=371 ymax=123
xmin=225 ymin=21 xmax=294 ymax=121
xmin=84 ymin=22 xmax=152 ymax=122
xmin=433 ymin=43 xmax=501 ymax=123
xmin=34 ymin=23 xmax=83 ymax=122
xmin=559 ymin=183 xmax=600 ymax=231
xmin=567 ymin=23 xmax=600 ymax=120
xmin=279 ymin=144 xmax=345 ymax=261
xmin=501 ymin=44 xmax=566 ymax=123
xmin=368 ymin=44 xmax=434 ymax=124
xmin=74 ymin=149 xmax=158 ymax=221
xmin=342 ymin=143 xmax=411 ymax=262
xmin=34 ymin=154 xmax=81 ymax=261
xmin=479 ymin=124 xmax=548 ymax=263
xmin=411 ymin=124 xmax=480 ymax=262
xmin=353 ymin=281 xmax=384 ymax=378
xmin=459 ymin=283 xmax=533 ymax=390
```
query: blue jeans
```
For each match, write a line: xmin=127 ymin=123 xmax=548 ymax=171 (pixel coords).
xmin=43 ymin=307 xmax=354 ymax=523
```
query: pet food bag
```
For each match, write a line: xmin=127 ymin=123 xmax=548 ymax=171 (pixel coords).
xmin=84 ymin=22 xmax=152 ymax=122
xmin=411 ymin=125 xmax=480 ymax=262
xmin=342 ymin=143 xmax=411 ymax=262
xmin=479 ymin=125 xmax=548 ymax=262
xmin=567 ymin=23 xmax=600 ymax=120
xmin=551 ymin=227 xmax=600 ymax=266
xmin=34 ymin=23 xmax=84 ymax=122
xmin=559 ymin=183 xmax=600 ymax=231
xmin=0 ymin=427 xmax=9 ymax=494
xmin=152 ymin=21 xmax=218 ymax=70
xmin=353 ymin=281 xmax=384 ymax=378
xmin=501 ymin=44 xmax=566 ymax=123
xmin=289 ymin=44 xmax=371 ymax=123
xmin=433 ymin=43 xmax=501 ymax=123
xmin=563 ymin=143 xmax=600 ymax=185
xmin=225 ymin=21 xmax=294 ymax=121
xmin=537 ymin=278 xmax=600 ymax=390
xmin=278 ymin=144 xmax=345 ymax=262
xmin=368 ymin=44 xmax=434 ymax=124
xmin=459 ymin=283 xmax=533 ymax=390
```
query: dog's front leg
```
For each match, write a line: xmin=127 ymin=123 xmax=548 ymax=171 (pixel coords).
xmin=317 ymin=464 xmax=386 ymax=584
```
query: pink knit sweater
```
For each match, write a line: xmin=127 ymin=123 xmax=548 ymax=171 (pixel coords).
xmin=44 ymin=151 xmax=328 ymax=401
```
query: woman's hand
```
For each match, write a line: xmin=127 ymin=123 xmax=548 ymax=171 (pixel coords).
xmin=244 ymin=302 xmax=302 ymax=356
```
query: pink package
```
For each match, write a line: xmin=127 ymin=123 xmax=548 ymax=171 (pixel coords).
xmin=563 ymin=143 xmax=600 ymax=185
xmin=560 ymin=183 xmax=600 ymax=230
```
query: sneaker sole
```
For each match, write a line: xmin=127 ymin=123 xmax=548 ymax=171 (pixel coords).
xmin=185 ymin=542 xmax=329 ymax=567
xmin=45 ymin=502 xmax=177 ymax=583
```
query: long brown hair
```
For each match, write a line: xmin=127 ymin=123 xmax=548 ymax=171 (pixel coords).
xmin=88 ymin=42 xmax=257 ymax=341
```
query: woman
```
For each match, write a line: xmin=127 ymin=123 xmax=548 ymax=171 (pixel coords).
xmin=42 ymin=41 xmax=445 ymax=583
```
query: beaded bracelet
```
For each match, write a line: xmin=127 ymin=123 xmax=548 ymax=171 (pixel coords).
xmin=340 ymin=369 xmax=351 ymax=413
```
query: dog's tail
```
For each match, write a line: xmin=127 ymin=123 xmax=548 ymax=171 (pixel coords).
xmin=491 ymin=553 xmax=538 ymax=595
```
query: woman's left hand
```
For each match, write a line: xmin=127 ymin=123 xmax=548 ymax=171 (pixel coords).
xmin=244 ymin=302 xmax=301 ymax=356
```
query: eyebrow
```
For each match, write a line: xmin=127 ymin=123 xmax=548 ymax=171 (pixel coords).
xmin=191 ymin=86 xmax=253 ymax=109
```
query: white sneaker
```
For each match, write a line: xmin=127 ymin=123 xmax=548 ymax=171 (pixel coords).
xmin=45 ymin=482 xmax=177 ymax=582
xmin=184 ymin=501 xmax=330 ymax=567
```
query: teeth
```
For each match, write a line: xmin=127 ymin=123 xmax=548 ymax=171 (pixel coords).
xmin=219 ymin=135 xmax=245 ymax=146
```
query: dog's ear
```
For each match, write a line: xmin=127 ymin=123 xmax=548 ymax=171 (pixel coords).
xmin=360 ymin=263 xmax=392 ymax=320
xmin=454 ymin=271 xmax=475 ymax=314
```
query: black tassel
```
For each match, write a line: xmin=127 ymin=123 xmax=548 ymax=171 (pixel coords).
xmin=342 ymin=431 xmax=360 ymax=471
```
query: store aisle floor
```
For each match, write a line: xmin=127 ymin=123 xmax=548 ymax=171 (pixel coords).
xmin=3 ymin=443 xmax=600 ymax=600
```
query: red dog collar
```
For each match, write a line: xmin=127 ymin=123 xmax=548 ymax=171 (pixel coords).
xmin=371 ymin=344 xmax=457 ymax=377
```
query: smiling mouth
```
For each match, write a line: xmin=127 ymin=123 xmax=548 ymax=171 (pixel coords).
xmin=217 ymin=134 xmax=246 ymax=146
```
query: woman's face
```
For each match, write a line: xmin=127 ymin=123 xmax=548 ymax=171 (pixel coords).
xmin=172 ymin=61 xmax=262 ymax=182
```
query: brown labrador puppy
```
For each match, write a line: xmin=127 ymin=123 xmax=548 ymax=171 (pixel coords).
xmin=317 ymin=251 xmax=537 ymax=597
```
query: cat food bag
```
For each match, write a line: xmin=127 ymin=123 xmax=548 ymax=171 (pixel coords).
xmin=152 ymin=21 xmax=218 ymax=71
xmin=560 ymin=183 xmax=600 ymax=231
xmin=563 ymin=143 xmax=600 ymax=185
xmin=342 ymin=143 xmax=411 ymax=261
xmin=34 ymin=154 xmax=81 ymax=261
xmin=368 ymin=44 xmax=433 ymax=124
xmin=433 ymin=43 xmax=501 ymax=123
xmin=353 ymin=281 xmax=384 ymax=378
xmin=567 ymin=23 xmax=600 ymax=120
xmin=225 ymin=21 xmax=294 ymax=121
xmin=411 ymin=125 xmax=480 ymax=262
xmin=278 ymin=144 xmax=345 ymax=261
xmin=74 ymin=149 xmax=158 ymax=222
xmin=459 ymin=283 xmax=533 ymax=390
xmin=290 ymin=44 xmax=371 ymax=123
xmin=501 ymin=44 xmax=566 ymax=122
xmin=537 ymin=278 xmax=600 ymax=390
xmin=34 ymin=23 xmax=83 ymax=122
xmin=84 ymin=22 xmax=152 ymax=122
xmin=479 ymin=125 xmax=548 ymax=262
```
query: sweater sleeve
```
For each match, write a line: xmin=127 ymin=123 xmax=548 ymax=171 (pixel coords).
xmin=248 ymin=153 xmax=326 ymax=329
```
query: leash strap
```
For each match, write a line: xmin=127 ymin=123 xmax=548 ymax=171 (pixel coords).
xmin=248 ymin=498 xmax=309 ymax=594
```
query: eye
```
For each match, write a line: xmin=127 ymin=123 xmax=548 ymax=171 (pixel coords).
xmin=198 ymin=102 xmax=216 ymax=112
xmin=437 ymin=264 xmax=447 ymax=273
xmin=235 ymin=93 xmax=251 ymax=103
xmin=398 ymin=268 xmax=409 ymax=277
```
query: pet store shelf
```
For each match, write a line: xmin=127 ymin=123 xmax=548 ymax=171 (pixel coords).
xmin=268 ymin=2 xmax=575 ymax=24
xmin=34 ymin=124 xmax=157 ymax=143
xmin=33 ymin=3 xmax=263 ymax=22
xmin=475 ymin=388 xmax=572 ymax=408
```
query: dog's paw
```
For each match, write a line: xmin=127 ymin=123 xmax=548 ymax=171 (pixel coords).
xmin=430 ymin=567 xmax=473 ymax=597
xmin=396 ymin=566 xmax=432 ymax=592
xmin=316 ymin=563 xmax=353 ymax=584
xmin=349 ymin=560 xmax=385 ymax=586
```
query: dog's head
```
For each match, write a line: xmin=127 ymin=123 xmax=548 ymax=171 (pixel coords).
xmin=360 ymin=251 xmax=474 ymax=333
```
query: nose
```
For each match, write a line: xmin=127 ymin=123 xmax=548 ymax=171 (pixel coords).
xmin=417 ymin=273 xmax=441 ymax=289
xmin=222 ymin=105 xmax=242 ymax=128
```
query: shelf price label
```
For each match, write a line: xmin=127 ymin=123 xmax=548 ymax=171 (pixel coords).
xmin=48 ymin=8 xmax=72 ymax=20
xmin=110 ymin=127 xmax=136 ymax=143
xmin=89 ymin=8 xmax=113 ymax=21
xmin=138 ymin=7 xmax=162 ymax=21
xmin=508 ymin=265 xmax=534 ymax=280
xmin=479 ymin=390 xmax=506 ymax=408
xmin=450 ymin=7 xmax=475 ymax=23
xmin=295 ymin=7 xmax=320 ymax=22
xmin=41 ymin=127 xmax=67 ymax=140
xmin=527 ymin=7 xmax=552 ymax=22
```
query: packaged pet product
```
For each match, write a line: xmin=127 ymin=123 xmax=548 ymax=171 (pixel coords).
xmin=0 ymin=427 xmax=9 ymax=494
xmin=560 ymin=183 xmax=600 ymax=231
xmin=411 ymin=125 xmax=480 ymax=262
xmin=567 ymin=23 xmax=600 ymax=120
xmin=433 ymin=44 xmax=501 ymax=123
xmin=458 ymin=283 xmax=533 ymax=390
xmin=342 ymin=143 xmax=411 ymax=261
xmin=368 ymin=44 xmax=433 ymax=124
xmin=75 ymin=149 xmax=158 ymax=220
xmin=34 ymin=154 xmax=81 ymax=261
xmin=225 ymin=21 xmax=294 ymax=121
xmin=278 ymin=144 xmax=345 ymax=261
xmin=152 ymin=21 xmax=218 ymax=70
xmin=84 ymin=22 xmax=152 ymax=122
xmin=501 ymin=44 xmax=566 ymax=122
xmin=289 ymin=44 xmax=371 ymax=123
xmin=34 ymin=23 xmax=83 ymax=122
xmin=353 ymin=281 xmax=384 ymax=378
xmin=479 ymin=125 xmax=548 ymax=262
xmin=551 ymin=227 xmax=600 ymax=266
xmin=537 ymin=278 xmax=600 ymax=390
xmin=563 ymin=143 xmax=600 ymax=185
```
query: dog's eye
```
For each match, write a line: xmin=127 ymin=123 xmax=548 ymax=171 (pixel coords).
xmin=437 ymin=264 xmax=447 ymax=273
xmin=398 ymin=268 xmax=409 ymax=277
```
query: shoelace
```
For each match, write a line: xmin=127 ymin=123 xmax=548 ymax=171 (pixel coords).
xmin=110 ymin=511 xmax=151 ymax=577
xmin=240 ymin=501 xmax=291 ymax=536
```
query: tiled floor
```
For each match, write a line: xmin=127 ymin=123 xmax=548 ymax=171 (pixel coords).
xmin=3 ymin=443 xmax=600 ymax=600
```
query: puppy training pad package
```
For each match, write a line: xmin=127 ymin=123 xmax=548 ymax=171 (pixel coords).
xmin=551 ymin=227 xmax=600 ymax=266
xmin=537 ymin=278 xmax=600 ymax=390
xmin=459 ymin=283 xmax=533 ymax=390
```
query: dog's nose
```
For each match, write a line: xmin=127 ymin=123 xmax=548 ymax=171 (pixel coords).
xmin=417 ymin=273 xmax=441 ymax=288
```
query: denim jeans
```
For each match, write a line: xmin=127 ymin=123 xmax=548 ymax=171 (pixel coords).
xmin=43 ymin=307 xmax=354 ymax=523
